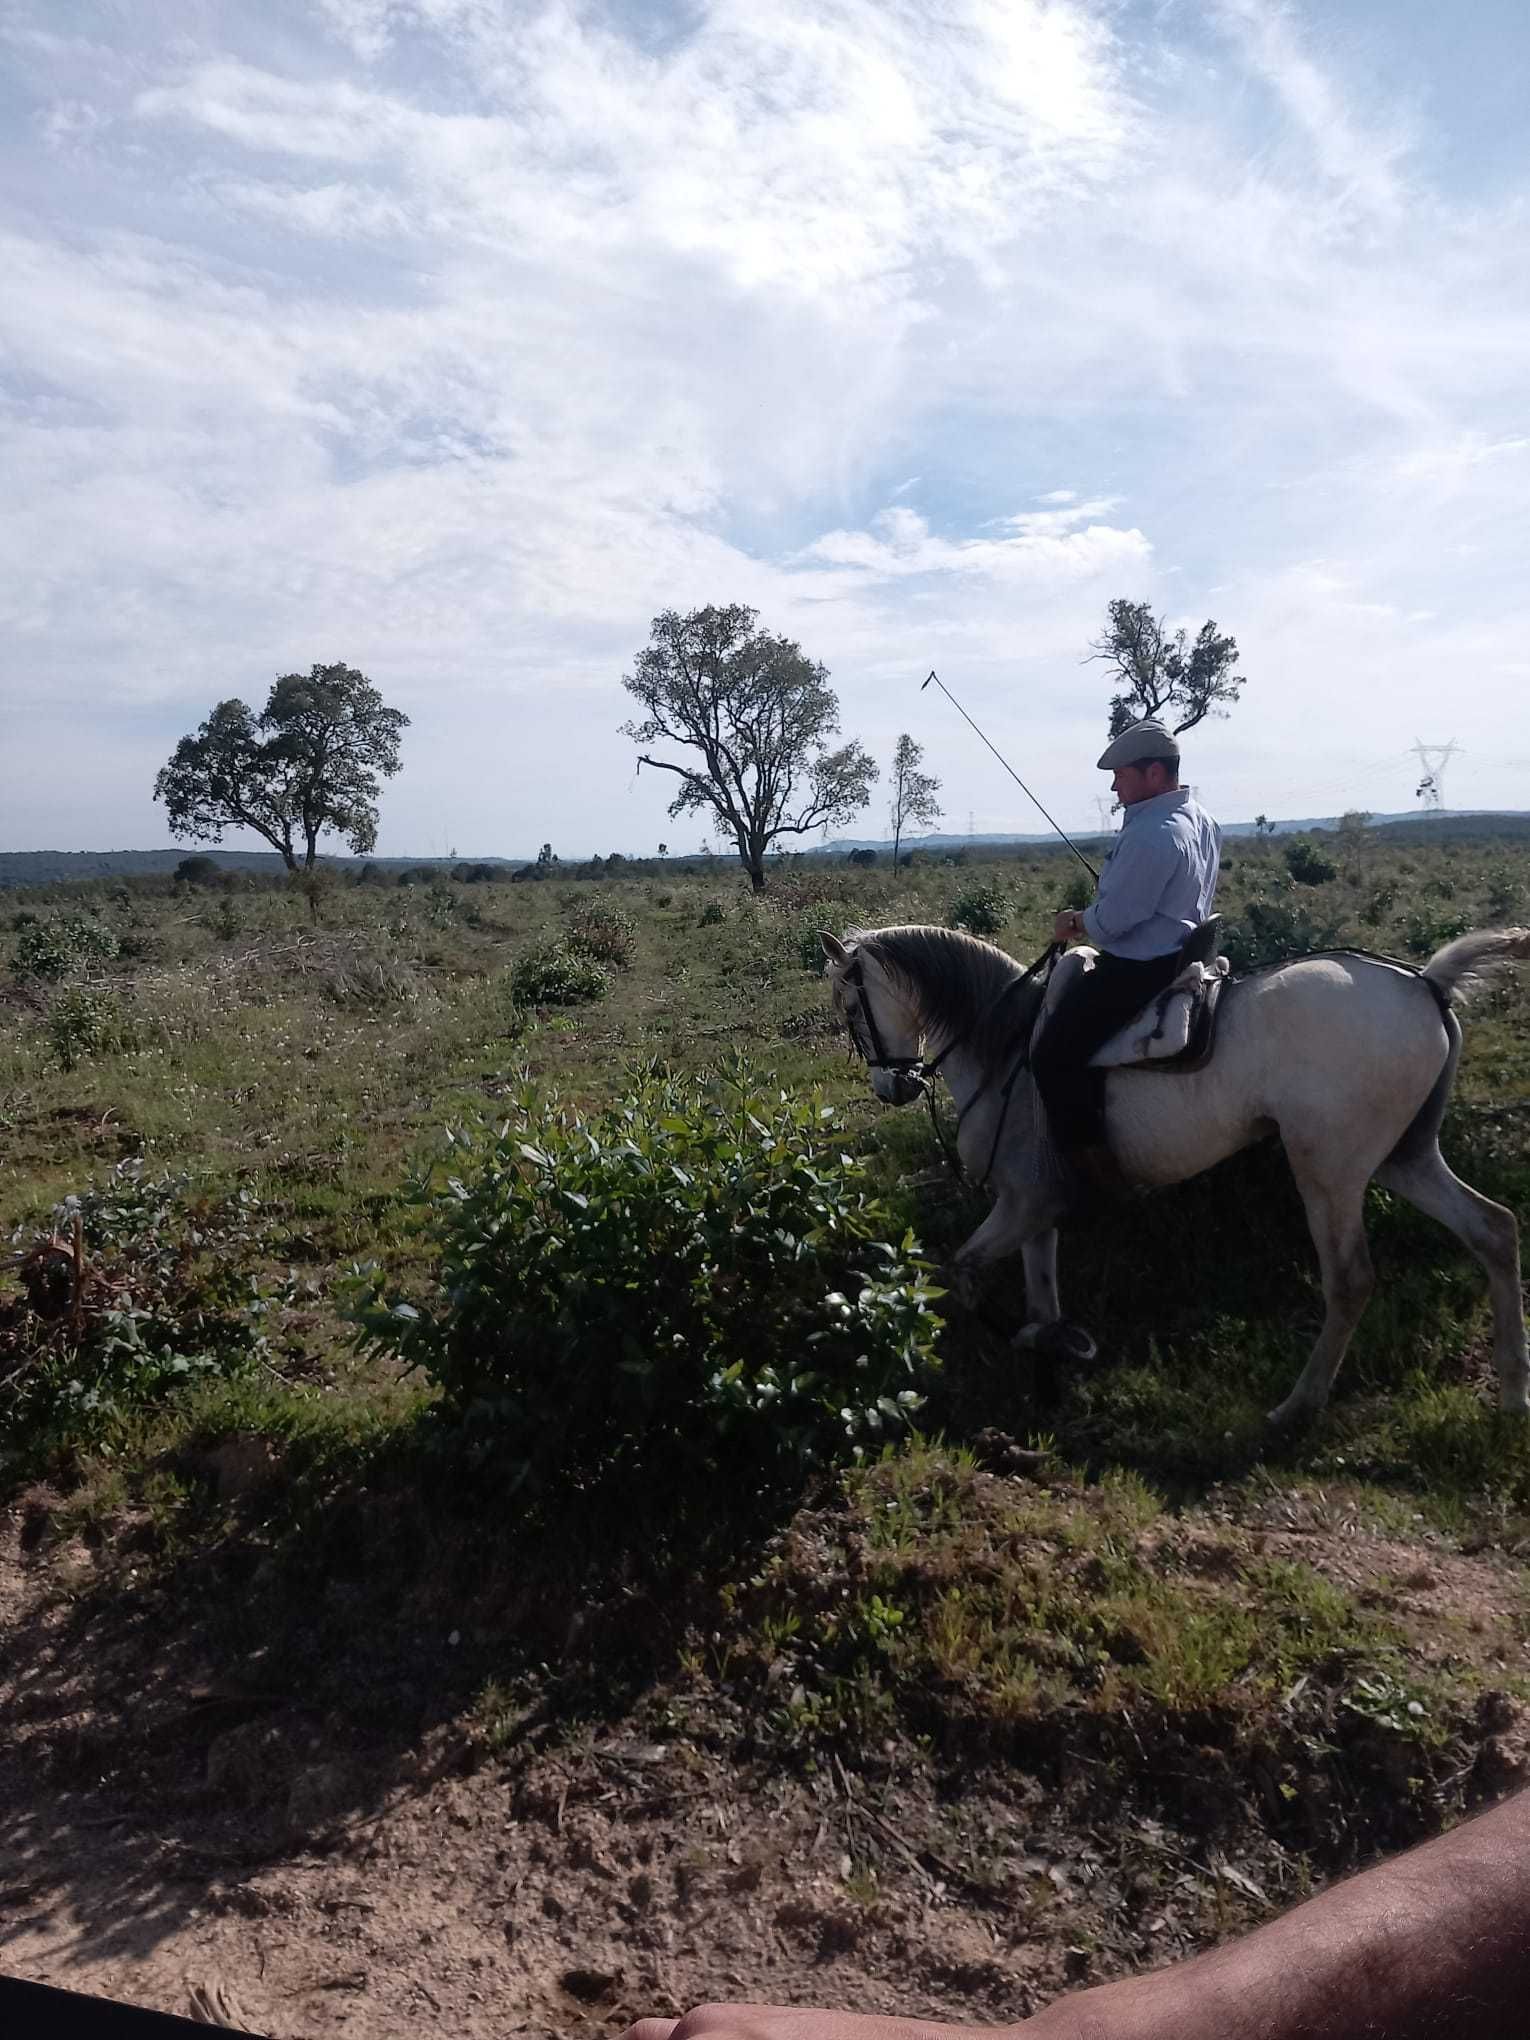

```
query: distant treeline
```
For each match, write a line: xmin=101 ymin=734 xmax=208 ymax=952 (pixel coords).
xmin=3 ymin=812 xmax=1529 ymax=890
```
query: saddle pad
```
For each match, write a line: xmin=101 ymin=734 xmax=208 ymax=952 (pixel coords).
xmin=1036 ymin=948 xmax=1229 ymax=1070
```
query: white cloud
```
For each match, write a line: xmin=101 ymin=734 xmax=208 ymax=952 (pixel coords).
xmin=0 ymin=0 xmax=1528 ymax=853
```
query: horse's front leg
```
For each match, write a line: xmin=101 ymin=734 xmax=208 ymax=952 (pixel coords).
xmin=950 ymin=1192 xmax=1031 ymax=1312
xmin=1013 ymin=1228 xmax=1098 ymax=1363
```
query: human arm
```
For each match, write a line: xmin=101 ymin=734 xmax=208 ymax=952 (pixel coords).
xmin=619 ymin=1788 xmax=1530 ymax=2040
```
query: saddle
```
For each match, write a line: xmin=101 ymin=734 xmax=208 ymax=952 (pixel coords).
xmin=1036 ymin=916 xmax=1230 ymax=1074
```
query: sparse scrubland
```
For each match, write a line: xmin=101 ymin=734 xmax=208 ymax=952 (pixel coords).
xmin=3 ymin=833 xmax=1529 ymax=2034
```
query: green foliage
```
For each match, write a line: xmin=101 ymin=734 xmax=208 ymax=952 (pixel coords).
xmin=1221 ymin=898 xmax=1342 ymax=970
xmin=153 ymin=662 xmax=408 ymax=873
xmin=1092 ymin=598 xmax=1246 ymax=737
xmin=175 ymin=855 xmax=223 ymax=887
xmin=622 ymin=604 xmax=877 ymax=890
xmin=13 ymin=914 xmax=120 ymax=981
xmin=509 ymin=939 xmax=610 ymax=1006
xmin=1 ymin=1166 xmax=268 ymax=1459
xmin=347 ymin=1063 xmax=943 ymax=1496
xmin=1062 ymin=867 xmax=1095 ymax=912
xmin=1284 ymin=837 xmax=1339 ymax=885
xmin=947 ymin=882 xmax=1008 ymax=936
xmin=563 ymin=893 xmax=636 ymax=970
xmin=699 ymin=900 xmax=727 ymax=926
xmin=46 ymin=985 xmax=137 ymax=1070
xmin=1402 ymin=907 xmax=1473 ymax=958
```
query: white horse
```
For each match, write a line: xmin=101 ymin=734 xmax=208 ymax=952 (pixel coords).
xmin=821 ymin=924 xmax=1530 ymax=1429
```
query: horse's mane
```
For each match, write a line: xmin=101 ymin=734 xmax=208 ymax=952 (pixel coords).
xmin=852 ymin=924 xmax=1044 ymax=1075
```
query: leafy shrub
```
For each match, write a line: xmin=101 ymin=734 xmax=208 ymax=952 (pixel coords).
xmin=510 ymin=939 xmax=610 ymax=1006
xmin=1361 ymin=881 xmax=1400 ymax=926
xmin=46 ymin=985 xmax=138 ymax=1070
xmin=1284 ymin=837 xmax=1338 ymax=886
xmin=14 ymin=914 xmax=120 ymax=981
xmin=948 ymin=883 xmax=1008 ymax=936
xmin=788 ymin=907 xmax=851 ymax=972
xmin=1222 ymin=899 xmax=1343 ymax=971
xmin=563 ymin=893 xmax=636 ymax=969
xmin=1485 ymin=864 xmax=1524 ymax=919
xmin=1402 ymin=908 xmax=1473 ymax=959
xmin=1062 ymin=869 xmax=1095 ymax=913
xmin=699 ymin=900 xmax=727 ymax=927
xmin=347 ymin=1065 xmax=943 ymax=1497
xmin=1 ymin=1166 xmax=268 ymax=1456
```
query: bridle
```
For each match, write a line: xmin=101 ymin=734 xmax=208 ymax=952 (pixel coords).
xmin=837 ymin=942 xmax=1062 ymax=1186
xmin=840 ymin=958 xmax=957 ymax=1083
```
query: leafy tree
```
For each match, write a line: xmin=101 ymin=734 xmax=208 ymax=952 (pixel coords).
xmin=154 ymin=664 xmax=408 ymax=873
xmin=173 ymin=855 xmax=222 ymax=887
xmin=622 ymin=604 xmax=876 ymax=892
xmin=887 ymin=732 xmax=943 ymax=867
xmin=1089 ymin=599 xmax=1247 ymax=738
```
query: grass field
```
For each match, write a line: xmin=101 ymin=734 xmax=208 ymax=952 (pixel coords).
xmin=3 ymin=833 xmax=1530 ymax=2025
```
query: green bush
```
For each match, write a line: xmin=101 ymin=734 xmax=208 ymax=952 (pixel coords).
xmin=14 ymin=914 xmax=120 ymax=981
xmin=0 ymin=1167 xmax=268 ymax=1456
xmin=1284 ymin=837 xmax=1339 ymax=886
xmin=563 ymin=893 xmax=636 ymax=969
xmin=948 ymin=883 xmax=1008 ymax=936
xmin=699 ymin=900 xmax=727 ymax=927
xmin=1402 ymin=907 xmax=1473 ymax=958
xmin=509 ymin=940 xmax=610 ymax=1006
xmin=46 ymin=984 xmax=138 ymax=1070
xmin=347 ymin=1064 xmax=943 ymax=1497
xmin=1222 ymin=898 xmax=1343 ymax=971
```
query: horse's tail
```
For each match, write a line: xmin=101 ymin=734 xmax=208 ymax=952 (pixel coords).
xmin=1422 ymin=927 xmax=1530 ymax=1007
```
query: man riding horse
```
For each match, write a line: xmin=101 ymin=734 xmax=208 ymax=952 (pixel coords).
xmin=1034 ymin=718 xmax=1221 ymax=1203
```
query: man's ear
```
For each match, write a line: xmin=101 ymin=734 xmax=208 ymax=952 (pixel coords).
xmin=819 ymin=931 xmax=851 ymax=966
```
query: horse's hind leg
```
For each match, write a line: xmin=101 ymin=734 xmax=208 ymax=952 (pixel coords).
xmin=1375 ymin=1146 xmax=1530 ymax=1414
xmin=1269 ymin=1162 xmax=1376 ymax=1430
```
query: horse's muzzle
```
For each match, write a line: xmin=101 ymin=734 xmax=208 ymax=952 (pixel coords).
xmin=872 ymin=1068 xmax=924 ymax=1107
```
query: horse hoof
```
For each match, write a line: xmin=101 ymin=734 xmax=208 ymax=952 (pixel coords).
xmin=1017 ymin=1321 xmax=1097 ymax=1363
xmin=1266 ymin=1399 xmax=1318 ymax=1433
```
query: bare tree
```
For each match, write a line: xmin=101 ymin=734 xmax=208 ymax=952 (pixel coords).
xmin=887 ymin=733 xmax=943 ymax=866
xmin=1089 ymin=599 xmax=1247 ymax=738
xmin=622 ymin=605 xmax=876 ymax=892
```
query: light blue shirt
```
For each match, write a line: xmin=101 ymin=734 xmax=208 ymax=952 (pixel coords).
xmin=1081 ymin=788 xmax=1221 ymax=960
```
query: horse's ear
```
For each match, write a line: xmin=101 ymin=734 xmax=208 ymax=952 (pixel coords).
xmin=820 ymin=931 xmax=851 ymax=966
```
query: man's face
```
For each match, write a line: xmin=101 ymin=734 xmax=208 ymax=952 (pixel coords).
xmin=1111 ymin=762 xmax=1166 ymax=806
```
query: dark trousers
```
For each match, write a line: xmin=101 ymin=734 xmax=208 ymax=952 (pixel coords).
xmin=1031 ymin=949 xmax=1184 ymax=1150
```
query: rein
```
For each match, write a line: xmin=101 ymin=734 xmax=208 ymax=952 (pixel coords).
xmin=843 ymin=941 xmax=1062 ymax=1189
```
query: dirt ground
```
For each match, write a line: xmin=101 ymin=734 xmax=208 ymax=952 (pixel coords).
xmin=6 ymin=1473 xmax=1530 ymax=2040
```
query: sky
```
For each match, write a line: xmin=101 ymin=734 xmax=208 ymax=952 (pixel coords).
xmin=2 ymin=0 xmax=1528 ymax=858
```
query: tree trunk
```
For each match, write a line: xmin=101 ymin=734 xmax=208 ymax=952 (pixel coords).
xmin=747 ymin=862 xmax=766 ymax=892
xmin=893 ymin=820 xmax=902 ymax=869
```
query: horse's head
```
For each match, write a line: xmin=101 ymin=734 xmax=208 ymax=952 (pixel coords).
xmin=820 ymin=930 xmax=925 ymax=1106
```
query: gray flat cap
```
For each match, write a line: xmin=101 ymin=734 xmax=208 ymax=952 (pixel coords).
xmin=1096 ymin=719 xmax=1180 ymax=770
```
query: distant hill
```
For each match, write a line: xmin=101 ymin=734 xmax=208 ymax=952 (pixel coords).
xmin=825 ymin=811 xmax=1530 ymax=853
xmin=0 ymin=849 xmax=521 ymax=889
xmin=4 ymin=811 xmax=1529 ymax=887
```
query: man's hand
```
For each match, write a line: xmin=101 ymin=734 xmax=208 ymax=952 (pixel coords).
xmin=1053 ymin=909 xmax=1086 ymax=944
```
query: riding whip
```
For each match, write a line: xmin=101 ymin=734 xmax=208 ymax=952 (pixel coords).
xmin=921 ymin=670 xmax=1100 ymax=882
